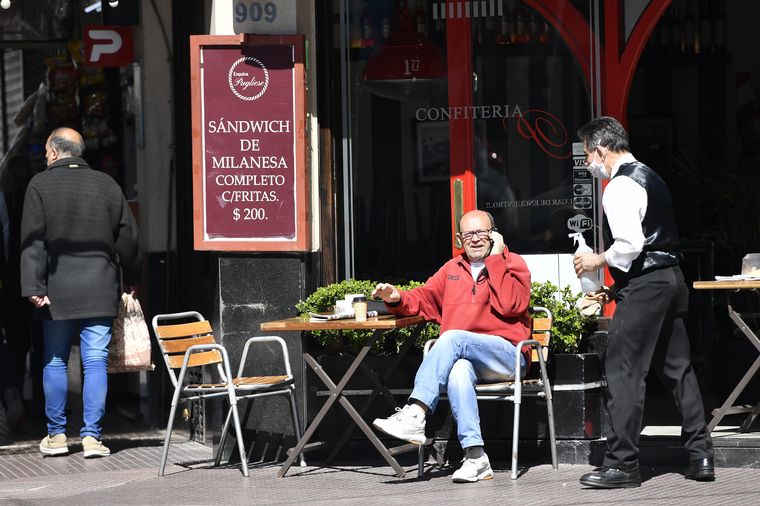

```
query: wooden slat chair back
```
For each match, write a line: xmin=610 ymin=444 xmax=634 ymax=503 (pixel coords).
xmin=153 ymin=317 xmax=224 ymax=386
xmin=151 ymin=311 xmax=306 ymax=477
xmin=530 ymin=314 xmax=552 ymax=363
xmin=416 ymin=306 xmax=557 ymax=480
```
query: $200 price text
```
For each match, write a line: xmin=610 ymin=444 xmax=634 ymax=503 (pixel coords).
xmin=232 ymin=207 xmax=267 ymax=221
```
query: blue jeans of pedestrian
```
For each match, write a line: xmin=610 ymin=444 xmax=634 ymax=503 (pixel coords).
xmin=410 ymin=329 xmax=524 ymax=449
xmin=42 ymin=318 xmax=112 ymax=439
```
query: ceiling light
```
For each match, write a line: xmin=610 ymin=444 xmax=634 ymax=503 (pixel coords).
xmin=84 ymin=1 xmax=102 ymax=13
xmin=109 ymin=1 xmax=119 ymax=7
xmin=1 ymin=0 xmax=11 ymax=10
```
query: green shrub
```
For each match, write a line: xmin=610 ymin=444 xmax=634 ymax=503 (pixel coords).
xmin=529 ymin=280 xmax=597 ymax=354
xmin=296 ymin=279 xmax=439 ymax=355
xmin=298 ymin=278 xmax=596 ymax=355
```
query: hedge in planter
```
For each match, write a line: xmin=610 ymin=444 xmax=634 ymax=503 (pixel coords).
xmin=529 ymin=280 xmax=598 ymax=354
xmin=530 ymin=280 xmax=606 ymax=439
xmin=298 ymin=279 xmax=596 ymax=355
xmin=296 ymin=279 xmax=440 ymax=355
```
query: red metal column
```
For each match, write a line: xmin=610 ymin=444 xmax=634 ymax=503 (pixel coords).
xmin=445 ymin=1 xmax=476 ymax=257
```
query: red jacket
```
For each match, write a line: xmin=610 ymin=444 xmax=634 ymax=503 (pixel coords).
xmin=388 ymin=247 xmax=532 ymax=347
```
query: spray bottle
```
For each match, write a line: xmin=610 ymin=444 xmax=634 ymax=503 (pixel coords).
xmin=569 ymin=232 xmax=601 ymax=293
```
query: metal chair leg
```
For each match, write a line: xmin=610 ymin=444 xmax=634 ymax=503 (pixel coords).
xmin=417 ymin=444 xmax=425 ymax=478
xmin=229 ymin=399 xmax=250 ymax=477
xmin=159 ymin=399 xmax=180 ymax=476
xmin=287 ymin=388 xmax=307 ymax=467
xmin=545 ymin=387 xmax=558 ymax=470
xmin=511 ymin=397 xmax=521 ymax=480
xmin=214 ymin=405 xmax=234 ymax=467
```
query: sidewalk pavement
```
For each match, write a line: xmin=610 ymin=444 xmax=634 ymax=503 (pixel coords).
xmin=0 ymin=439 xmax=758 ymax=506
xmin=2 ymin=394 xmax=757 ymax=504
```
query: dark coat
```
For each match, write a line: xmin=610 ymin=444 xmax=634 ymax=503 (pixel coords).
xmin=20 ymin=156 xmax=141 ymax=320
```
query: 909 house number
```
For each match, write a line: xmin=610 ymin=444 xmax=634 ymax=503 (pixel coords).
xmin=234 ymin=1 xmax=277 ymax=23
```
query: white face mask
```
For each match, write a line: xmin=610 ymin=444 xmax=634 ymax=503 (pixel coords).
xmin=586 ymin=150 xmax=610 ymax=180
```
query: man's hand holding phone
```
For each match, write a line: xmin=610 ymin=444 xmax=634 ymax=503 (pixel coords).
xmin=489 ymin=230 xmax=505 ymax=256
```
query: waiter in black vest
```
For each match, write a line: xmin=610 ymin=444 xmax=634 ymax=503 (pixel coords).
xmin=573 ymin=117 xmax=714 ymax=488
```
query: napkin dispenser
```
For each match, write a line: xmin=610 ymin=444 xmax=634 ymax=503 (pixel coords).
xmin=741 ymin=254 xmax=760 ymax=276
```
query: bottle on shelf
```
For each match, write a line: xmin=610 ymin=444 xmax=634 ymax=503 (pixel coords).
xmin=381 ymin=10 xmax=391 ymax=41
xmin=657 ymin=9 xmax=672 ymax=53
xmin=415 ymin=2 xmax=426 ymax=35
xmin=398 ymin=0 xmax=413 ymax=32
xmin=434 ymin=1 xmax=445 ymax=34
xmin=513 ymin=4 xmax=527 ymax=43
xmin=528 ymin=10 xmax=541 ymax=43
xmin=683 ymin=5 xmax=696 ymax=54
xmin=541 ymin=17 xmax=550 ymax=43
xmin=645 ymin=4 xmax=661 ymax=54
xmin=485 ymin=6 xmax=496 ymax=40
xmin=670 ymin=6 xmax=683 ymax=53
xmin=360 ymin=1 xmax=373 ymax=48
xmin=497 ymin=9 xmax=512 ymax=45
xmin=714 ymin=0 xmax=726 ymax=52
xmin=698 ymin=0 xmax=713 ymax=53
xmin=472 ymin=15 xmax=484 ymax=48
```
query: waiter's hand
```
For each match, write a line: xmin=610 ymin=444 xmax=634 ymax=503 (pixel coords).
xmin=587 ymin=286 xmax=614 ymax=304
xmin=573 ymin=252 xmax=606 ymax=276
xmin=489 ymin=230 xmax=505 ymax=256
xmin=372 ymin=283 xmax=401 ymax=304
xmin=28 ymin=295 xmax=50 ymax=308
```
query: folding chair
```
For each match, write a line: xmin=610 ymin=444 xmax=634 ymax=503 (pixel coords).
xmin=151 ymin=311 xmax=306 ymax=476
xmin=417 ymin=306 xmax=557 ymax=479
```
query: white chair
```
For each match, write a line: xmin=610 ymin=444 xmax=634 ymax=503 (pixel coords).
xmin=417 ymin=306 xmax=557 ymax=479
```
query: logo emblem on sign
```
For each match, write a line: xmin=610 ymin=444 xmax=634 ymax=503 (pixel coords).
xmin=573 ymin=184 xmax=592 ymax=196
xmin=83 ymin=26 xmax=134 ymax=67
xmin=567 ymin=213 xmax=592 ymax=233
xmin=228 ymin=57 xmax=269 ymax=101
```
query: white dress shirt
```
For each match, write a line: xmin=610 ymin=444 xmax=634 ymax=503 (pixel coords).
xmin=602 ymin=153 xmax=648 ymax=272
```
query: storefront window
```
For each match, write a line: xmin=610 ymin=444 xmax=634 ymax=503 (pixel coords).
xmin=0 ymin=0 xmax=74 ymax=41
xmin=0 ymin=0 xmax=138 ymax=195
xmin=340 ymin=0 xmax=594 ymax=281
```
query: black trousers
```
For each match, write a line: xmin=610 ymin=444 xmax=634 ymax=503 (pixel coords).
xmin=603 ymin=265 xmax=713 ymax=470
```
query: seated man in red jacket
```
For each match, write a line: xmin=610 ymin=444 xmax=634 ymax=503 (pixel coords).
xmin=372 ymin=209 xmax=531 ymax=483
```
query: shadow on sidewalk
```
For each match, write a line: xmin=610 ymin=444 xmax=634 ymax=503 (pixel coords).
xmin=0 ymin=392 xmax=189 ymax=454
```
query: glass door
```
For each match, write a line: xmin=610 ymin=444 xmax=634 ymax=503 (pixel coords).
xmin=339 ymin=0 xmax=595 ymax=281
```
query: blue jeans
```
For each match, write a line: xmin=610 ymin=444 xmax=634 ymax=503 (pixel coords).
xmin=410 ymin=330 xmax=524 ymax=449
xmin=42 ymin=318 xmax=112 ymax=439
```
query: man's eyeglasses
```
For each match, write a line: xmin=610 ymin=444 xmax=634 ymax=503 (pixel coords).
xmin=458 ymin=228 xmax=494 ymax=241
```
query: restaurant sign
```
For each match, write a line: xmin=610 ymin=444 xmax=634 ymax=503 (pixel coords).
xmin=190 ymin=35 xmax=308 ymax=251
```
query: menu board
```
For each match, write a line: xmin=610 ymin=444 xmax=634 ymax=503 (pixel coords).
xmin=190 ymin=35 xmax=308 ymax=251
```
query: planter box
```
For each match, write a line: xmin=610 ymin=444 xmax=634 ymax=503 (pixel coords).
xmin=550 ymin=352 xmax=608 ymax=439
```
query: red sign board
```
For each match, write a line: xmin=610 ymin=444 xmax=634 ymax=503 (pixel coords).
xmin=190 ymin=35 xmax=308 ymax=251
xmin=83 ymin=26 xmax=134 ymax=67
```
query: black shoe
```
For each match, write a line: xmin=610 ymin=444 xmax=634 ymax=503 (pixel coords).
xmin=579 ymin=466 xmax=641 ymax=489
xmin=685 ymin=457 xmax=715 ymax=481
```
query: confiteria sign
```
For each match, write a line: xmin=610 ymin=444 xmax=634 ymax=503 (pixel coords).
xmin=190 ymin=35 xmax=308 ymax=251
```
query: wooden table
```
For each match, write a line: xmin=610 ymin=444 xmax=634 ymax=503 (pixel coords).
xmin=693 ymin=280 xmax=760 ymax=432
xmin=261 ymin=314 xmax=425 ymax=478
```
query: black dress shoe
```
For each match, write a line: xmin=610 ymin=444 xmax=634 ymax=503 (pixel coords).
xmin=685 ymin=457 xmax=715 ymax=481
xmin=579 ymin=466 xmax=641 ymax=488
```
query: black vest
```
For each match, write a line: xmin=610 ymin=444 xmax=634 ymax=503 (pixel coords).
xmin=602 ymin=161 xmax=681 ymax=282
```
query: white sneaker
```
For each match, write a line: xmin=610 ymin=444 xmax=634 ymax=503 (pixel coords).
xmin=452 ymin=454 xmax=494 ymax=483
xmin=372 ymin=405 xmax=426 ymax=445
